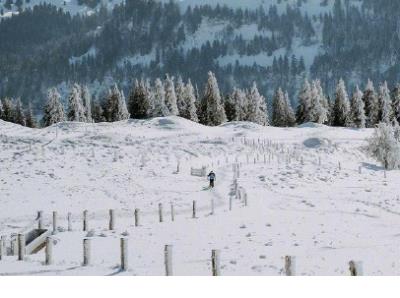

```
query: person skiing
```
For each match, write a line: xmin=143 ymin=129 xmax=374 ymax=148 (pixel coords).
xmin=207 ymin=171 xmax=216 ymax=188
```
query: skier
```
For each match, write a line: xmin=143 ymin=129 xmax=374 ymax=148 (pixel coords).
xmin=207 ymin=171 xmax=216 ymax=188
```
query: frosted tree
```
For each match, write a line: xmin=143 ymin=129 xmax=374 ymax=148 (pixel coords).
xmin=175 ymin=76 xmax=187 ymax=117
xmin=0 ymin=99 xmax=3 ymax=120
xmin=332 ymin=79 xmax=351 ymax=127
xmin=105 ymin=84 xmax=130 ymax=122
xmin=284 ymin=91 xmax=296 ymax=127
xmin=1 ymin=97 xmax=15 ymax=123
xmin=128 ymin=79 xmax=152 ymax=119
xmin=367 ymin=123 xmax=400 ymax=170
xmin=152 ymin=78 xmax=169 ymax=117
xmin=25 ymin=101 xmax=37 ymax=128
xmin=350 ymin=85 xmax=366 ymax=128
xmin=296 ymin=79 xmax=312 ymax=124
xmin=42 ymin=88 xmax=65 ymax=127
xmin=226 ymin=88 xmax=246 ymax=121
xmin=92 ymin=100 xmax=106 ymax=123
xmin=315 ymin=80 xmax=330 ymax=124
xmin=68 ymin=83 xmax=86 ymax=122
xmin=181 ymin=79 xmax=199 ymax=122
xmin=272 ymin=88 xmax=288 ymax=127
xmin=392 ymin=84 xmax=400 ymax=124
xmin=164 ymin=75 xmax=179 ymax=115
xmin=308 ymin=80 xmax=328 ymax=124
xmin=363 ymin=79 xmax=380 ymax=127
xmin=379 ymin=81 xmax=394 ymax=125
xmin=198 ymin=71 xmax=227 ymax=126
xmin=81 ymin=85 xmax=92 ymax=123
xmin=14 ymin=98 xmax=26 ymax=126
xmin=245 ymin=82 xmax=268 ymax=126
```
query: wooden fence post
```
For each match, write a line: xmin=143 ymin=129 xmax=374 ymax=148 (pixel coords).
xmin=121 ymin=238 xmax=128 ymax=271
xmin=52 ymin=211 xmax=58 ymax=235
xmin=358 ymin=166 xmax=362 ymax=174
xmin=83 ymin=238 xmax=91 ymax=266
xmin=83 ymin=210 xmax=88 ymax=232
xmin=134 ymin=208 xmax=140 ymax=227
xmin=109 ymin=209 xmax=115 ymax=230
xmin=0 ymin=236 xmax=4 ymax=260
xmin=229 ymin=196 xmax=233 ymax=211
xmin=37 ymin=211 xmax=43 ymax=230
xmin=284 ymin=256 xmax=293 ymax=276
xmin=244 ymin=192 xmax=248 ymax=207
xmin=45 ymin=237 xmax=53 ymax=265
xmin=17 ymin=233 xmax=25 ymax=261
xmin=170 ymin=203 xmax=175 ymax=222
xmin=164 ymin=245 xmax=173 ymax=276
xmin=67 ymin=212 xmax=72 ymax=232
xmin=158 ymin=203 xmax=163 ymax=223
xmin=192 ymin=200 xmax=197 ymax=219
xmin=12 ymin=237 xmax=18 ymax=256
xmin=210 ymin=198 xmax=215 ymax=215
xmin=211 ymin=249 xmax=220 ymax=276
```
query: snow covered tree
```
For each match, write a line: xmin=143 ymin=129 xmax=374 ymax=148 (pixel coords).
xmin=332 ymin=79 xmax=351 ymax=127
xmin=296 ymin=79 xmax=312 ymax=124
xmin=42 ymin=88 xmax=65 ymax=127
xmin=68 ymin=83 xmax=86 ymax=122
xmin=81 ymin=85 xmax=92 ymax=123
xmin=128 ymin=79 xmax=152 ymax=119
xmin=272 ymin=88 xmax=288 ymax=127
xmin=92 ymin=100 xmax=106 ymax=123
xmin=308 ymin=80 xmax=328 ymax=124
xmin=180 ymin=79 xmax=199 ymax=122
xmin=151 ymin=78 xmax=169 ymax=117
xmin=226 ymin=88 xmax=246 ymax=122
xmin=1 ymin=97 xmax=15 ymax=123
xmin=164 ymin=75 xmax=179 ymax=115
xmin=367 ymin=123 xmax=400 ymax=170
xmin=14 ymin=98 xmax=26 ymax=126
xmin=315 ymin=80 xmax=330 ymax=124
xmin=175 ymin=76 xmax=186 ymax=117
xmin=392 ymin=84 xmax=400 ymax=124
xmin=378 ymin=81 xmax=394 ymax=125
xmin=245 ymin=82 xmax=268 ymax=126
xmin=284 ymin=91 xmax=296 ymax=127
xmin=198 ymin=71 xmax=227 ymax=126
xmin=0 ymin=99 xmax=3 ymax=120
xmin=105 ymin=84 xmax=130 ymax=122
xmin=25 ymin=101 xmax=37 ymax=128
xmin=350 ymin=85 xmax=366 ymax=128
xmin=363 ymin=79 xmax=380 ymax=127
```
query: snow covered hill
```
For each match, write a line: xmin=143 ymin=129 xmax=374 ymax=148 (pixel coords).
xmin=1 ymin=117 xmax=400 ymax=275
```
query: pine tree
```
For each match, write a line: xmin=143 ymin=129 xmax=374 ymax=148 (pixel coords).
xmin=25 ymin=101 xmax=37 ymax=128
xmin=152 ymin=78 xmax=169 ymax=117
xmin=272 ymin=88 xmax=288 ymax=127
xmin=296 ymin=79 xmax=312 ymax=124
xmin=14 ymin=98 xmax=26 ymax=126
xmin=332 ymin=79 xmax=351 ymax=127
xmin=245 ymin=82 xmax=268 ymax=126
xmin=284 ymin=91 xmax=296 ymax=127
xmin=363 ymin=79 xmax=380 ymax=127
xmin=198 ymin=71 xmax=227 ymax=126
xmin=68 ymin=83 xmax=86 ymax=122
xmin=164 ymin=75 xmax=179 ymax=116
xmin=181 ymin=79 xmax=199 ymax=122
xmin=92 ymin=100 xmax=106 ymax=123
xmin=128 ymin=79 xmax=151 ymax=119
xmin=308 ymin=80 xmax=327 ymax=124
xmin=315 ymin=80 xmax=330 ymax=124
xmin=226 ymin=88 xmax=246 ymax=121
xmin=175 ymin=76 xmax=187 ymax=117
xmin=81 ymin=85 xmax=92 ymax=123
xmin=392 ymin=84 xmax=400 ymax=124
xmin=1 ymin=98 xmax=15 ymax=123
xmin=42 ymin=88 xmax=65 ymax=127
xmin=105 ymin=84 xmax=130 ymax=122
xmin=350 ymin=85 xmax=366 ymax=128
xmin=0 ymin=99 xmax=3 ymax=120
xmin=379 ymin=81 xmax=394 ymax=125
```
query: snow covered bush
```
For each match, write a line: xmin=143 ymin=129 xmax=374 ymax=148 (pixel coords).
xmin=367 ymin=123 xmax=400 ymax=170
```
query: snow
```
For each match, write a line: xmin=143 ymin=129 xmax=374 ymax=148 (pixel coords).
xmin=1 ymin=117 xmax=400 ymax=275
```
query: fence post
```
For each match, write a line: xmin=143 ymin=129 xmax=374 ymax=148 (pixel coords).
xmin=158 ymin=203 xmax=163 ymax=223
xmin=17 ymin=233 xmax=25 ymax=261
xmin=210 ymin=198 xmax=215 ymax=215
xmin=109 ymin=209 xmax=115 ymax=230
xmin=37 ymin=211 xmax=43 ymax=230
xmin=170 ymin=203 xmax=175 ymax=222
xmin=83 ymin=210 xmax=88 ymax=232
xmin=121 ymin=238 xmax=128 ymax=271
xmin=164 ymin=245 xmax=173 ymax=276
xmin=52 ymin=211 xmax=58 ymax=235
xmin=211 ymin=249 xmax=220 ymax=276
xmin=284 ymin=256 xmax=293 ymax=276
xmin=192 ymin=200 xmax=197 ymax=219
xmin=12 ymin=237 xmax=18 ymax=256
xmin=45 ymin=237 xmax=53 ymax=265
xmin=83 ymin=238 xmax=91 ymax=266
xmin=349 ymin=260 xmax=362 ymax=276
xmin=358 ymin=166 xmax=362 ymax=174
xmin=338 ymin=161 xmax=341 ymax=170
xmin=134 ymin=208 xmax=140 ymax=227
xmin=67 ymin=212 xmax=72 ymax=231
xmin=244 ymin=192 xmax=248 ymax=207
xmin=0 ymin=236 xmax=4 ymax=260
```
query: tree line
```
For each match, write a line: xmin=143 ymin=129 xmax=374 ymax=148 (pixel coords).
xmin=1 ymin=71 xmax=400 ymax=130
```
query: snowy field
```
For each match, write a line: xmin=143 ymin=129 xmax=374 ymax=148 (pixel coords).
xmin=1 ymin=117 xmax=400 ymax=276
